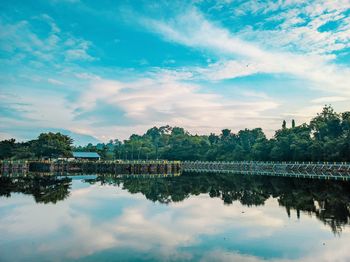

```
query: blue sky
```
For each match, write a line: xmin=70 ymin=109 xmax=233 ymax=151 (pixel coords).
xmin=1 ymin=0 xmax=350 ymax=144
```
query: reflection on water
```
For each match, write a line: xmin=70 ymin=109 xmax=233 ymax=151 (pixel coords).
xmin=0 ymin=172 xmax=350 ymax=261
xmin=0 ymin=175 xmax=72 ymax=204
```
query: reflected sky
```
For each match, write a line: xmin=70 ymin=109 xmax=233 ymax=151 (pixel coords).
xmin=0 ymin=174 xmax=350 ymax=262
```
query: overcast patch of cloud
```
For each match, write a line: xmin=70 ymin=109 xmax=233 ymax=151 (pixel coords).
xmin=74 ymin=73 xmax=279 ymax=139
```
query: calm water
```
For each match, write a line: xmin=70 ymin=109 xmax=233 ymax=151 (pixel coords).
xmin=1 ymin=172 xmax=350 ymax=262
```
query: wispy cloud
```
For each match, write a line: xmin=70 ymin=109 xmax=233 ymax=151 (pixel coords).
xmin=141 ymin=8 xmax=350 ymax=95
xmin=234 ymin=0 xmax=350 ymax=55
xmin=0 ymin=14 xmax=96 ymax=66
xmin=311 ymin=96 xmax=349 ymax=104
xmin=48 ymin=78 xmax=64 ymax=85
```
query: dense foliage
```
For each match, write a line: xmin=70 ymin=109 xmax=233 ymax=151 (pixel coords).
xmin=0 ymin=132 xmax=73 ymax=160
xmin=1 ymin=106 xmax=349 ymax=161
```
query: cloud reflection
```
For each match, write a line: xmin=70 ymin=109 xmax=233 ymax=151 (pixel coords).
xmin=0 ymin=180 xmax=349 ymax=261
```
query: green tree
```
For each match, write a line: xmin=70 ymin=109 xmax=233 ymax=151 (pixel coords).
xmin=282 ymin=120 xmax=287 ymax=129
xmin=340 ymin=112 xmax=350 ymax=161
xmin=31 ymin=132 xmax=73 ymax=158
xmin=310 ymin=105 xmax=342 ymax=140
xmin=0 ymin=139 xmax=16 ymax=159
xmin=310 ymin=105 xmax=343 ymax=160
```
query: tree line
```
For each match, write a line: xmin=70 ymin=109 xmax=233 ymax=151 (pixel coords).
xmin=1 ymin=105 xmax=349 ymax=161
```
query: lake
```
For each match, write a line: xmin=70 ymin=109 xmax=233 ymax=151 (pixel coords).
xmin=0 ymin=172 xmax=350 ymax=262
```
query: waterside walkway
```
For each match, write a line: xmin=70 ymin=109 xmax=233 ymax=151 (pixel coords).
xmin=1 ymin=160 xmax=350 ymax=180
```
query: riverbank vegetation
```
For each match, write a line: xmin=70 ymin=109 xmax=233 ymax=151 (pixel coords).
xmin=1 ymin=105 xmax=349 ymax=161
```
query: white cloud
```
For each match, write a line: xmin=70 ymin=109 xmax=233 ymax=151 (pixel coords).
xmin=65 ymin=48 xmax=95 ymax=61
xmin=48 ymin=78 xmax=64 ymax=85
xmin=141 ymin=8 xmax=350 ymax=95
xmin=201 ymin=234 xmax=350 ymax=262
xmin=0 ymin=15 xmax=96 ymax=65
xmin=76 ymin=74 xmax=279 ymax=139
xmin=201 ymin=249 xmax=275 ymax=262
xmin=143 ymin=9 xmax=265 ymax=59
xmin=1 ymin=184 xmax=350 ymax=262
xmin=0 ymin=87 xmax=103 ymax=143
xmin=0 ymin=187 xmax=285 ymax=260
xmin=311 ymin=96 xmax=349 ymax=104
xmin=233 ymin=0 xmax=350 ymax=55
xmin=74 ymin=72 xmax=101 ymax=80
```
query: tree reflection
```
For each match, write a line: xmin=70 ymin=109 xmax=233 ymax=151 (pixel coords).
xmin=90 ymin=173 xmax=350 ymax=234
xmin=0 ymin=175 xmax=71 ymax=204
xmin=1 ymin=172 xmax=349 ymax=234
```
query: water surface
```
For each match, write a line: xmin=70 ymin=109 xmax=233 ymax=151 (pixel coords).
xmin=0 ymin=173 xmax=350 ymax=261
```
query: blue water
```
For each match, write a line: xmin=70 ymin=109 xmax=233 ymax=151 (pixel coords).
xmin=0 ymin=173 xmax=349 ymax=262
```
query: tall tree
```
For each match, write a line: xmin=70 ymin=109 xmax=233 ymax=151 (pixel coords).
xmin=282 ymin=120 xmax=287 ymax=129
xmin=0 ymin=139 xmax=16 ymax=159
xmin=31 ymin=132 xmax=73 ymax=158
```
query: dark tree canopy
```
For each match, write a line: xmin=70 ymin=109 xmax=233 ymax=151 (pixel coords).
xmin=31 ymin=132 xmax=73 ymax=158
xmin=0 ymin=132 xmax=73 ymax=160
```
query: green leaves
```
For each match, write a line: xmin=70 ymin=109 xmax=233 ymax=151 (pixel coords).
xmin=32 ymin=132 xmax=73 ymax=158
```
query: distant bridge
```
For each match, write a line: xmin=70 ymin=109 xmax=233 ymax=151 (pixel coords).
xmin=182 ymin=161 xmax=350 ymax=180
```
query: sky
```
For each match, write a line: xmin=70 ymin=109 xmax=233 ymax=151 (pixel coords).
xmin=1 ymin=0 xmax=350 ymax=144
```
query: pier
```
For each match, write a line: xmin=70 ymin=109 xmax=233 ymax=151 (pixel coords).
xmin=1 ymin=160 xmax=350 ymax=180
xmin=0 ymin=160 xmax=182 ymax=175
